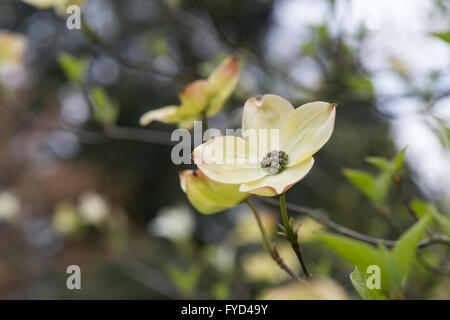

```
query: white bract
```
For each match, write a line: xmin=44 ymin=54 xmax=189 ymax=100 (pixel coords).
xmin=193 ymin=94 xmax=336 ymax=196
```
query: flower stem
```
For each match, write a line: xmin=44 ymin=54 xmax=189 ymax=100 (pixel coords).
xmin=245 ymin=199 xmax=301 ymax=282
xmin=279 ymin=193 xmax=312 ymax=279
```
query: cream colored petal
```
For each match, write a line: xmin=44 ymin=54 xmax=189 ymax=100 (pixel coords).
xmin=180 ymin=170 xmax=248 ymax=214
xmin=208 ymin=56 xmax=240 ymax=88
xmin=192 ymin=136 xmax=265 ymax=184
xmin=206 ymin=56 xmax=240 ymax=116
xmin=139 ymin=106 xmax=179 ymax=126
xmin=281 ymin=102 xmax=336 ymax=166
xmin=239 ymin=157 xmax=315 ymax=196
xmin=242 ymin=94 xmax=294 ymax=158
xmin=177 ymin=80 xmax=213 ymax=117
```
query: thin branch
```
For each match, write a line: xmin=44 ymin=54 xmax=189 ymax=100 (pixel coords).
xmin=160 ymin=0 xmax=315 ymax=96
xmin=260 ymin=197 xmax=450 ymax=249
xmin=416 ymin=252 xmax=450 ymax=276
xmin=245 ymin=199 xmax=302 ymax=282
xmin=8 ymin=96 xmax=175 ymax=146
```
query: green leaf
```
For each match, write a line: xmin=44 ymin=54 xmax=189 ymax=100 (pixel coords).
xmin=410 ymin=198 xmax=430 ymax=218
xmin=378 ymin=244 xmax=401 ymax=293
xmin=342 ymin=169 xmax=379 ymax=204
xmin=320 ymin=233 xmax=382 ymax=275
xmin=374 ymin=172 xmax=391 ymax=205
xmin=57 ymin=52 xmax=89 ymax=84
xmin=393 ymin=147 xmax=407 ymax=173
xmin=365 ymin=156 xmax=392 ymax=173
xmin=90 ymin=87 xmax=119 ymax=126
xmin=431 ymin=31 xmax=450 ymax=43
xmin=391 ymin=214 xmax=433 ymax=285
xmin=350 ymin=267 xmax=386 ymax=300
xmin=434 ymin=212 xmax=450 ymax=236
xmin=320 ymin=233 xmax=395 ymax=295
xmin=350 ymin=268 xmax=372 ymax=300
xmin=411 ymin=199 xmax=450 ymax=235
xmin=167 ymin=264 xmax=202 ymax=297
xmin=342 ymin=168 xmax=389 ymax=207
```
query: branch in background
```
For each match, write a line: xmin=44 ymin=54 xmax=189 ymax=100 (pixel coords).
xmin=260 ymin=197 xmax=450 ymax=249
xmin=416 ymin=252 xmax=450 ymax=276
xmin=159 ymin=0 xmax=315 ymax=96
xmin=8 ymin=97 xmax=175 ymax=146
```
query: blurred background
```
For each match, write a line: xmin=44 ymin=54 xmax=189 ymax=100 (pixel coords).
xmin=0 ymin=0 xmax=449 ymax=299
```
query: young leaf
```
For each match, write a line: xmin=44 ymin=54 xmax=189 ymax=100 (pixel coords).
xmin=431 ymin=31 xmax=450 ymax=43
xmin=393 ymin=147 xmax=407 ymax=173
xmin=320 ymin=233 xmax=382 ymax=273
xmin=411 ymin=199 xmax=450 ymax=235
xmin=410 ymin=198 xmax=430 ymax=218
xmin=57 ymin=52 xmax=89 ymax=84
xmin=350 ymin=267 xmax=386 ymax=300
xmin=434 ymin=212 xmax=450 ymax=236
xmin=320 ymin=233 xmax=396 ymax=295
xmin=374 ymin=172 xmax=391 ymax=206
xmin=391 ymin=214 xmax=433 ymax=285
xmin=365 ymin=156 xmax=392 ymax=173
xmin=90 ymin=87 xmax=119 ymax=126
xmin=342 ymin=169 xmax=379 ymax=205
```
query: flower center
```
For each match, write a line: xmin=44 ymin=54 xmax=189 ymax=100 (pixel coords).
xmin=261 ymin=150 xmax=288 ymax=175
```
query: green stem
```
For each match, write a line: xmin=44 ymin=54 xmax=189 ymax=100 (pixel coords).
xmin=279 ymin=193 xmax=291 ymax=236
xmin=246 ymin=199 xmax=272 ymax=253
xmin=245 ymin=199 xmax=301 ymax=282
xmin=279 ymin=193 xmax=312 ymax=279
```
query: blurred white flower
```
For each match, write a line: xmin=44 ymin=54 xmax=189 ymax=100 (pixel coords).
xmin=149 ymin=205 xmax=195 ymax=242
xmin=204 ymin=243 xmax=236 ymax=273
xmin=242 ymin=243 xmax=298 ymax=283
xmin=259 ymin=278 xmax=349 ymax=300
xmin=78 ymin=191 xmax=110 ymax=225
xmin=233 ymin=207 xmax=276 ymax=245
xmin=0 ymin=191 xmax=21 ymax=222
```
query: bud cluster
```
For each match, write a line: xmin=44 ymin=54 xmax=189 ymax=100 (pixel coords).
xmin=261 ymin=150 xmax=288 ymax=175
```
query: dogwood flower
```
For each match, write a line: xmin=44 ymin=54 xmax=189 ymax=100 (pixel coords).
xmin=179 ymin=169 xmax=248 ymax=214
xmin=192 ymin=94 xmax=336 ymax=196
xmin=140 ymin=56 xmax=240 ymax=129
